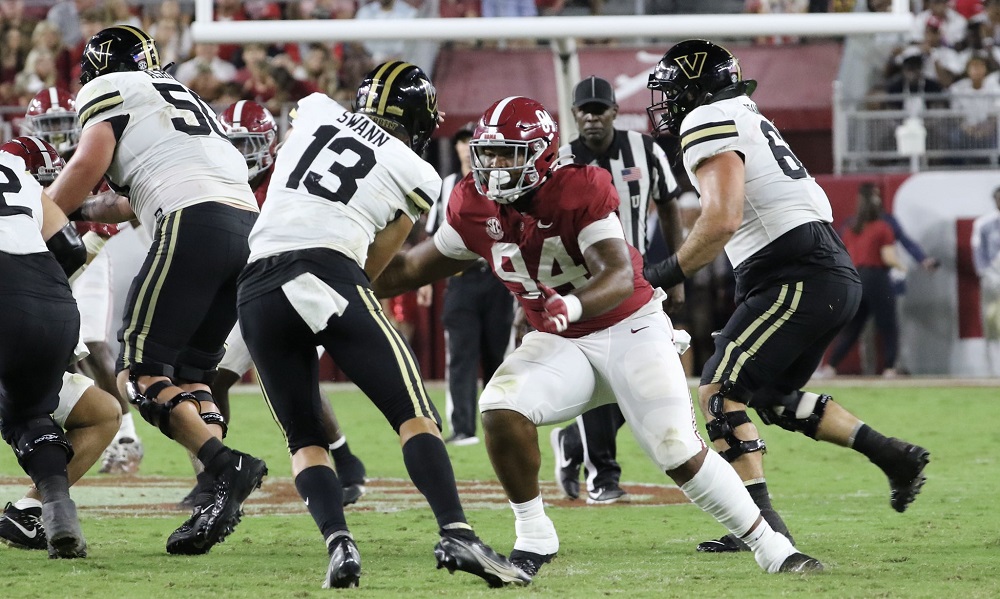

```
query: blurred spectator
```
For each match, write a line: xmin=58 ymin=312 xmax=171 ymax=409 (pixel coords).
xmin=354 ymin=0 xmax=419 ymax=63
xmin=1 ymin=27 xmax=28 ymax=86
xmin=882 ymin=49 xmax=947 ymax=111
xmin=14 ymin=49 xmax=57 ymax=100
xmin=440 ymin=0 xmax=482 ymax=17
xmin=241 ymin=58 xmax=277 ymax=105
xmin=235 ymin=43 xmax=268 ymax=85
xmin=971 ymin=186 xmax=1000 ymax=374
xmin=953 ymin=20 xmax=1000 ymax=75
xmin=46 ymin=0 xmax=99 ymax=49
xmin=30 ymin=20 xmax=73 ymax=89
xmin=296 ymin=0 xmax=358 ymax=19
xmin=174 ymin=43 xmax=237 ymax=88
xmin=295 ymin=43 xmax=343 ymax=98
xmin=947 ymin=55 xmax=1000 ymax=153
xmin=910 ymin=0 xmax=968 ymax=48
xmin=333 ymin=43 xmax=373 ymax=105
xmin=821 ymin=188 xmax=907 ymax=378
xmin=106 ymin=0 xmax=141 ymax=28
xmin=214 ymin=81 xmax=245 ymax=108
xmin=214 ymin=0 xmax=248 ymax=64
xmin=481 ymin=0 xmax=537 ymax=17
xmin=264 ymin=62 xmax=318 ymax=116
xmin=973 ymin=0 xmax=1000 ymax=47
xmin=148 ymin=0 xmax=193 ymax=65
xmin=67 ymin=7 xmax=109 ymax=92
xmin=954 ymin=0 xmax=984 ymax=20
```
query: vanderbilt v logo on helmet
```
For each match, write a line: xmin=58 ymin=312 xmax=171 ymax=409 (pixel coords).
xmin=646 ymin=39 xmax=756 ymax=137
xmin=674 ymin=52 xmax=708 ymax=80
xmin=79 ymin=26 xmax=161 ymax=85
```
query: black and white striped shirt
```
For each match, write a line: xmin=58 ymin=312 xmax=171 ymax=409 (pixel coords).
xmin=559 ymin=129 xmax=678 ymax=256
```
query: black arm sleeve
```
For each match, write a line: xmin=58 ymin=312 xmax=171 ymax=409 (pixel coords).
xmin=46 ymin=223 xmax=87 ymax=277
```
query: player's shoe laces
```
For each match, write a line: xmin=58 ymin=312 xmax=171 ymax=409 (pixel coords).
xmin=334 ymin=454 xmax=367 ymax=507
xmin=324 ymin=535 xmax=362 ymax=588
xmin=42 ymin=498 xmax=87 ymax=559
xmin=508 ymin=549 xmax=555 ymax=577
xmin=166 ymin=450 xmax=267 ymax=555
xmin=434 ymin=529 xmax=532 ymax=587
xmin=696 ymin=534 xmax=750 ymax=553
xmin=0 ymin=502 xmax=47 ymax=550
xmin=882 ymin=438 xmax=930 ymax=513
xmin=778 ymin=552 xmax=823 ymax=573
xmin=549 ymin=427 xmax=581 ymax=500
xmin=586 ymin=484 xmax=630 ymax=505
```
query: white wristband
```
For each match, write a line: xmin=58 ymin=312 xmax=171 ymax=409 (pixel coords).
xmin=563 ymin=294 xmax=583 ymax=323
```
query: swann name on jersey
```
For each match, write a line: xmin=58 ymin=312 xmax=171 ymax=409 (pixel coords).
xmin=679 ymin=96 xmax=833 ymax=269
xmin=248 ymin=93 xmax=440 ymax=268
xmin=76 ymin=70 xmax=257 ymax=236
xmin=0 ymin=152 xmax=48 ymax=255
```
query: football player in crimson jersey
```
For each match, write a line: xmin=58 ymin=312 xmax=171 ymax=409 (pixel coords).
xmin=644 ymin=39 xmax=929 ymax=553
xmin=373 ymin=95 xmax=821 ymax=576
xmin=202 ymin=100 xmax=367 ymax=510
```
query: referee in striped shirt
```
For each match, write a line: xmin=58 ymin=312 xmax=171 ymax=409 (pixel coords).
xmin=551 ymin=76 xmax=685 ymax=503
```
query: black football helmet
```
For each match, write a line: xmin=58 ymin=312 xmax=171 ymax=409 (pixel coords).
xmin=353 ymin=61 xmax=438 ymax=155
xmin=80 ymin=25 xmax=161 ymax=85
xmin=647 ymin=39 xmax=757 ymax=136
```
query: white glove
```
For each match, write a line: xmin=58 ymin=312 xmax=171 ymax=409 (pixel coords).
xmin=673 ymin=329 xmax=691 ymax=355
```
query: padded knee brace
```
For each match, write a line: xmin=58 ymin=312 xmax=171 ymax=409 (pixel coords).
xmin=5 ymin=416 xmax=74 ymax=469
xmin=704 ymin=383 xmax=766 ymax=462
xmin=191 ymin=390 xmax=228 ymax=438
xmin=754 ymin=391 xmax=831 ymax=439
xmin=125 ymin=377 xmax=199 ymax=440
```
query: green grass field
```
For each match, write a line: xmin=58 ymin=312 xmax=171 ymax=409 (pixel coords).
xmin=2 ymin=381 xmax=998 ymax=598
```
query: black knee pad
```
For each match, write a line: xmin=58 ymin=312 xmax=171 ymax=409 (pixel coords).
xmin=191 ymin=390 xmax=228 ymax=438
xmin=125 ymin=377 xmax=198 ymax=439
xmin=704 ymin=383 xmax=766 ymax=462
xmin=5 ymin=416 xmax=74 ymax=469
xmin=753 ymin=390 xmax=831 ymax=439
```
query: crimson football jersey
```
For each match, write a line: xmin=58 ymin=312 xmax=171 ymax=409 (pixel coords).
xmin=253 ymin=169 xmax=272 ymax=208
xmin=439 ymin=164 xmax=653 ymax=338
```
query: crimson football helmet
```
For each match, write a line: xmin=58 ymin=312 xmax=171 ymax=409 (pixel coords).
xmin=0 ymin=136 xmax=65 ymax=185
xmin=218 ymin=100 xmax=278 ymax=182
xmin=24 ymin=87 xmax=80 ymax=156
xmin=470 ymin=96 xmax=559 ymax=204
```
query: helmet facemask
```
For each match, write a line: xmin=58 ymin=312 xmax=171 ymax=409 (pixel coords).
xmin=28 ymin=113 xmax=80 ymax=155
xmin=227 ymin=128 xmax=277 ymax=180
xmin=470 ymin=137 xmax=549 ymax=204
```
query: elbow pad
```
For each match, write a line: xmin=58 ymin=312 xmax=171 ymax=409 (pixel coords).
xmin=46 ymin=222 xmax=87 ymax=277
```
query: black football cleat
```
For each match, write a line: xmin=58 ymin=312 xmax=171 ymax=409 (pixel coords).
xmin=166 ymin=450 xmax=267 ymax=555
xmin=0 ymin=501 xmax=47 ymax=551
xmin=509 ymin=549 xmax=555 ymax=577
xmin=434 ymin=530 xmax=531 ymax=587
xmin=324 ymin=535 xmax=362 ymax=588
xmin=696 ymin=534 xmax=750 ymax=553
xmin=334 ymin=453 xmax=367 ymax=507
xmin=883 ymin=439 xmax=930 ymax=513
xmin=778 ymin=552 xmax=824 ymax=573
xmin=550 ymin=427 xmax=581 ymax=500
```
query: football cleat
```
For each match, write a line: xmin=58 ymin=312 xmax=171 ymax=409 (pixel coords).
xmin=778 ymin=552 xmax=824 ymax=573
xmin=42 ymin=498 xmax=87 ymax=559
xmin=549 ymin=427 xmax=581 ymax=500
xmin=696 ymin=534 xmax=750 ymax=553
xmin=323 ymin=535 xmax=362 ymax=588
xmin=166 ymin=450 xmax=267 ymax=555
xmin=0 ymin=502 xmax=47 ymax=550
xmin=509 ymin=549 xmax=555 ymax=577
xmin=883 ymin=438 xmax=930 ymax=513
xmin=586 ymin=484 xmax=630 ymax=505
xmin=98 ymin=436 xmax=144 ymax=475
xmin=434 ymin=530 xmax=532 ymax=588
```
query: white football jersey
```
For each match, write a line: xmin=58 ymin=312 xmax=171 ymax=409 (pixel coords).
xmin=248 ymin=93 xmax=441 ymax=268
xmin=0 ymin=151 xmax=48 ymax=255
xmin=679 ymin=96 xmax=833 ymax=268
xmin=76 ymin=70 xmax=257 ymax=237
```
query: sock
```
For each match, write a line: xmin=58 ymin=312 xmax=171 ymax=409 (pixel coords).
xmin=295 ymin=465 xmax=348 ymax=542
xmin=118 ymin=412 xmax=137 ymax=441
xmin=746 ymin=481 xmax=793 ymax=542
xmin=196 ymin=437 xmax=231 ymax=476
xmin=330 ymin=439 xmax=353 ymax=467
xmin=401 ymin=433 xmax=468 ymax=530
xmin=851 ymin=424 xmax=893 ymax=468
xmin=510 ymin=495 xmax=559 ymax=555
xmin=14 ymin=497 xmax=42 ymax=510
xmin=325 ymin=530 xmax=353 ymax=555
xmin=329 ymin=436 xmax=347 ymax=451
xmin=679 ymin=451 xmax=761 ymax=537
xmin=742 ymin=518 xmax=796 ymax=573
xmin=36 ymin=474 xmax=71 ymax=504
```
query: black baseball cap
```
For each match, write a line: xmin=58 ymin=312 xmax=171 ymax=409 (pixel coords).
xmin=573 ymin=76 xmax=616 ymax=108
xmin=452 ymin=121 xmax=475 ymax=143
